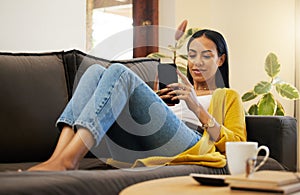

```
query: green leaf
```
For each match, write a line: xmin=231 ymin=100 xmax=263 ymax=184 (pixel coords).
xmin=185 ymin=28 xmax=195 ymax=37
xmin=147 ymin=53 xmax=172 ymax=59
xmin=176 ymin=62 xmax=187 ymax=71
xmin=168 ymin=45 xmax=177 ymax=51
xmin=275 ymin=101 xmax=285 ymax=116
xmin=275 ymin=83 xmax=300 ymax=100
xmin=257 ymin=93 xmax=277 ymax=115
xmin=242 ymin=91 xmax=257 ymax=102
xmin=177 ymin=66 xmax=187 ymax=75
xmin=248 ymin=104 xmax=258 ymax=115
xmin=254 ymin=81 xmax=272 ymax=95
xmin=175 ymin=41 xmax=185 ymax=49
xmin=176 ymin=28 xmax=200 ymax=49
xmin=184 ymin=28 xmax=199 ymax=38
xmin=265 ymin=52 xmax=280 ymax=78
xmin=177 ymin=28 xmax=201 ymax=44
xmin=178 ymin=54 xmax=188 ymax=60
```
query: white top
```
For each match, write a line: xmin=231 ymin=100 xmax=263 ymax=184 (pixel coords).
xmin=168 ymin=95 xmax=212 ymax=127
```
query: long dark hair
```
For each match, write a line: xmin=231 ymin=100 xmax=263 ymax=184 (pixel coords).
xmin=186 ymin=29 xmax=229 ymax=88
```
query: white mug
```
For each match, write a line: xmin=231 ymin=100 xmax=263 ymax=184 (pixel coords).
xmin=225 ymin=142 xmax=269 ymax=175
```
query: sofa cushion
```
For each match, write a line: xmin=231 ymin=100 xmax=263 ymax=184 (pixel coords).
xmin=0 ymin=165 xmax=226 ymax=195
xmin=0 ymin=52 xmax=68 ymax=163
xmin=0 ymin=157 xmax=284 ymax=195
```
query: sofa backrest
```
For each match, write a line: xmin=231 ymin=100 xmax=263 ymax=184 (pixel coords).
xmin=0 ymin=50 xmax=160 ymax=163
xmin=0 ymin=51 xmax=67 ymax=162
xmin=246 ymin=115 xmax=297 ymax=171
xmin=68 ymin=50 xmax=159 ymax=96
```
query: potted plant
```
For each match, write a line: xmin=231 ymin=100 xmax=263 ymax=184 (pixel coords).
xmin=242 ymin=52 xmax=299 ymax=115
xmin=147 ymin=20 xmax=200 ymax=74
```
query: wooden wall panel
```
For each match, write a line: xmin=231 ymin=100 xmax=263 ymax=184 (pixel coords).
xmin=132 ymin=0 xmax=158 ymax=57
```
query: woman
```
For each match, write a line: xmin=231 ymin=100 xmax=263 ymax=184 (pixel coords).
xmin=28 ymin=29 xmax=246 ymax=171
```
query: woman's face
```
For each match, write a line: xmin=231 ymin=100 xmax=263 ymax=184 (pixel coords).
xmin=187 ymin=36 xmax=225 ymax=84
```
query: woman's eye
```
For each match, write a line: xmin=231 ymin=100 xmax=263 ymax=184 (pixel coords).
xmin=188 ymin=54 xmax=196 ymax=58
xmin=202 ymin=55 xmax=211 ymax=59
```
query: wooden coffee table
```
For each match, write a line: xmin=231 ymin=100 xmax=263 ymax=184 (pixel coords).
xmin=119 ymin=176 xmax=282 ymax=195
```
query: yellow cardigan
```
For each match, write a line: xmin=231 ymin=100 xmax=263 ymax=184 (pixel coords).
xmin=107 ymin=88 xmax=246 ymax=168
xmin=133 ymin=88 xmax=246 ymax=168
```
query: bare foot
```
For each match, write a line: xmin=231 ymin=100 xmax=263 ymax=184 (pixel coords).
xmin=27 ymin=162 xmax=60 ymax=171
xmin=27 ymin=158 xmax=78 ymax=171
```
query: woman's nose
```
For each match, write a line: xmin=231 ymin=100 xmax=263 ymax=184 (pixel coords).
xmin=193 ymin=57 xmax=204 ymax=67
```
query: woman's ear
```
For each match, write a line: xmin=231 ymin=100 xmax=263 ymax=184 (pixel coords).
xmin=218 ymin=54 xmax=226 ymax=67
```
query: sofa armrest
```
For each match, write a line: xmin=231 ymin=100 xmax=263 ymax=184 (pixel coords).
xmin=246 ymin=115 xmax=297 ymax=171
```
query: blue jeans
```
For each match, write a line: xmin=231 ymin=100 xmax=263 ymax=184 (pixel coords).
xmin=57 ymin=63 xmax=201 ymax=163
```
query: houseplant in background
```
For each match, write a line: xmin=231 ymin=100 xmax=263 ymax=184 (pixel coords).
xmin=242 ymin=52 xmax=299 ymax=115
xmin=147 ymin=20 xmax=200 ymax=74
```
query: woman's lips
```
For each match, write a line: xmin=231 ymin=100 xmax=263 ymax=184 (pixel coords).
xmin=192 ymin=69 xmax=205 ymax=74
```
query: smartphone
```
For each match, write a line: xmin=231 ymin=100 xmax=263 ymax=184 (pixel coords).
xmin=157 ymin=63 xmax=179 ymax=104
xmin=190 ymin=173 xmax=228 ymax=186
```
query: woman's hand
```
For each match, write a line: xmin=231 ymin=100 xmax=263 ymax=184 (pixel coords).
xmin=156 ymin=87 xmax=179 ymax=106
xmin=153 ymin=72 xmax=179 ymax=106
xmin=167 ymin=70 xmax=201 ymax=113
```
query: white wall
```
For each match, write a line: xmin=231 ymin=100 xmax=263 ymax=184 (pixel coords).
xmin=296 ymin=0 xmax=300 ymax=171
xmin=160 ymin=0 xmax=296 ymax=117
xmin=160 ymin=0 xmax=299 ymax=170
xmin=0 ymin=0 xmax=86 ymax=52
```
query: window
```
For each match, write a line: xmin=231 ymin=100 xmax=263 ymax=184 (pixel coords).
xmin=86 ymin=0 xmax=158 ymax=59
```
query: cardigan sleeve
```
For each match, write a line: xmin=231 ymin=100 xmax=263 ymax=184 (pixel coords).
xmin=212 ymin=89 xmax=247 ymax=154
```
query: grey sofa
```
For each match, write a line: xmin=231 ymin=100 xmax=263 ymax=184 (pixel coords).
xmin=0 ymin=49 xmax=297 ymax=195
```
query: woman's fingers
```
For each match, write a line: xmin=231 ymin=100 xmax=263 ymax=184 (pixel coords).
xmin=167 ymin=83 xmax=190 ymax=92
xmin=167 ymin=86 xmax=190 ymax=99
xmin=157 ymin=87 xmax=172 ymax=95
